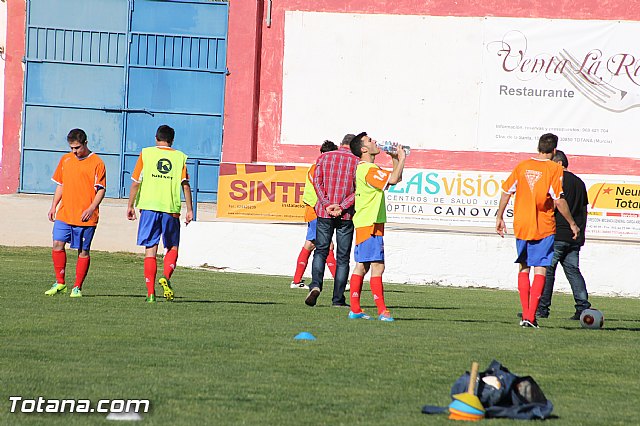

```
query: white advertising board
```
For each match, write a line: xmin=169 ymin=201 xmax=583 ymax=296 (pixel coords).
xmin=386 ymin=168 xmax=640 ymax=239
xmin=282 ymin=12 xmax=640 ymax=158
xmin=281 ymin=12 xmax=483 ymax=150
xmin=480 ymin=18 xmax=640 ymax=157
xmin=385 ymin=169 xmax=512 ymax=227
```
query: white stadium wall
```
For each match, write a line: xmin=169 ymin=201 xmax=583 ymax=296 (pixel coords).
xmin=281 ymin=14 xmax=640 ymax=159
xmin=179 ymin=221 xmax=640 ymax=298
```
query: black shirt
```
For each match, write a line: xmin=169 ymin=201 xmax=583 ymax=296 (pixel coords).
xmin=555 ymin=170 xmax=588 ymax=246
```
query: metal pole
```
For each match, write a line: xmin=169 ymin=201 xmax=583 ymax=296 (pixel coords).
xmin=266 ymin=0 xmax=272 ymax=28
xmin=191 ymin=159 xmax=199 ymax=221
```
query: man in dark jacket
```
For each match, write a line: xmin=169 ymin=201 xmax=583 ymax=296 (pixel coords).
xmin=537 ymin=150 xmax=591 ymax=320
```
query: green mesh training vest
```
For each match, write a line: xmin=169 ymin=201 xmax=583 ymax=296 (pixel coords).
xmin=135 ymin=147 xmax=187 ymax=214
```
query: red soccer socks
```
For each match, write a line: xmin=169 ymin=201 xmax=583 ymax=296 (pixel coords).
xmin=518 ymin=272 xmax=545 ymax=321
xmin=163 ymin=248 xmax=179 ymax=280
xmin=349 ymin=274 xmax=364 ymax=313
xmin=517 ymin=271 xmax=531 ymax=320
xmin=370 ymin=276 xmax=387 ymax=315
xmin=52 ymin=249 xmax=66 ymax=284
xmin=326 ymin=250 xmax=337 ymax=278
xmin=527 ymin=274 xmax=546 ymax=321
xmin=144 ymin=257 xmax=157 ymax=296
xmin=292 ymin=247 xmax=312 ymax=284
xmin=74 ymin=256 xmax=90 ymax=289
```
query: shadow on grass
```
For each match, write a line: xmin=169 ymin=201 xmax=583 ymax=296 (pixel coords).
xmin=386 ymin=305 xmax=461 ymax=311
xmin=84 ymin=294 xmax=282 ymax=305
xmin=603 ymin=318 xmax=640 ymax=323
xmin=396 ymin=318 xmax=514 ymax=325
xmin=175 ymin=300 xmax=282 ymax=305
xmin=84 ymin=294 xmax=145 ymax=298
xmin=552 ymin=325 xmax=640 ymax=332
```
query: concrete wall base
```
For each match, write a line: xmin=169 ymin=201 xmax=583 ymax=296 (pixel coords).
xmin=180 ymin=221 xmax=640 ymax=298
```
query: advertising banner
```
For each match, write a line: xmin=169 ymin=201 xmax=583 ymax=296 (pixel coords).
xmin=480 ymin=18 xmax=640 ymax=158
xmin=217 ymin=163 xmax=307 ymax=222
xmin=216 ymin=163 xmax=640 ymax=239
xmin=386 ymin=169 xmax=513 ymax=227
xmin=386 ymin=169 xmax=640 ymax=239
xmin=583 ymin=178 xmax=640 ymax=238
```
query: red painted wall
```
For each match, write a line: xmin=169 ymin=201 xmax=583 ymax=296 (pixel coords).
xmin=1 ymin=0 xmax=25 ymax=193
xmin=225 ymin=0 xmax=640 ymax=175
xmin=221 ymin=0 xmax=263 ymax=163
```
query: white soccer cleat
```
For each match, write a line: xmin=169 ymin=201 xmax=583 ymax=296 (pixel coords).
xmin=290 ymin=280 xmax=309 ymax=289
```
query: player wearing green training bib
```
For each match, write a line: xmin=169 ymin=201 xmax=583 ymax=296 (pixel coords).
xmin=347 ymin=132 xmax=406 ymax=322
xmin=127 ymin=125 xmax=193 ymax=303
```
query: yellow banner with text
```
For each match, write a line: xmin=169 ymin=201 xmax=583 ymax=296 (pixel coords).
xmin=217 ymin=163 xmax=307 ymax=221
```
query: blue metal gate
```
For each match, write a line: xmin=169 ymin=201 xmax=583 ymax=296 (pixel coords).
xmin=21 ymin=0 xmax=228 ymax=202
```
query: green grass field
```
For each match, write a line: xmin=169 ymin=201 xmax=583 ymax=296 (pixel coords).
xmin=1 ymin=246 xmax=639 ymax=425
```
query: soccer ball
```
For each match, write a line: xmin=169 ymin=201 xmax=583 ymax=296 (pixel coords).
xmin=580 ymin=309 xmax=604 ymax=329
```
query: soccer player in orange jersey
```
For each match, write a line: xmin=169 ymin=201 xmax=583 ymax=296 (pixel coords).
xmin=496 ymin=133 xmax=579 ymax=328
xmin=46 ymin=129 xmax=107 ymax=298
xmin=291 ymin=141 xmax=339 ymax=289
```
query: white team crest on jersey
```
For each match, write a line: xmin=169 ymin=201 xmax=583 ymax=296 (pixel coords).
xmin=524 ymin=170 xmax=542 ymax=192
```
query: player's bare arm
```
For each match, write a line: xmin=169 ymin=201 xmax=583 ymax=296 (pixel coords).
xmin=387 ymin=145 xmax=406 ymax=185
xmin=495 ymin=192 xmax=512 ymax=237
xmin=555 ymin=197 xmax=580 ymax=240
xmin=48 ymin=185 xmax=64 ymax=222
xmin=81 ymin=187 xmax=106 ymax=222
xmin=127 ymin=181 xmax=140 ymax=221
xmin=182 ymin=181 xmax=194 ymax=225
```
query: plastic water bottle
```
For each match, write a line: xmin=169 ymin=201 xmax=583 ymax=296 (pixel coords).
xmin=377 ymin=141 xmax=411 ymax=156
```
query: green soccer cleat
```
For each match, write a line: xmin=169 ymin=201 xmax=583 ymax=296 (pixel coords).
xmin=45 ymin=283 xmax=67 ymax=296
xmin=145 ymin=294 xmax=156 ymax=303
xmin=70 ymin=287 xmax=82 ymax=298
xmin=158 ymin=276 xmax=174 ymax=301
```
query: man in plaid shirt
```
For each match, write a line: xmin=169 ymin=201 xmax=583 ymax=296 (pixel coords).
xmin=305 ymin=134 xmax=358 ymax=307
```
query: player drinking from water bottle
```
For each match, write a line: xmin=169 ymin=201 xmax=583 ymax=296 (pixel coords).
xmin=346 ymin=132 xmax=406 ymax=321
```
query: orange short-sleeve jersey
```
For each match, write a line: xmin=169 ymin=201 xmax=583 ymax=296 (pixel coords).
xmin=502 ymin=158 xmax=564 ymax=241
xmin=364 ymin=166 xmax=391 ymax=190
xmin=51 ymin=152 xmax=106 ymax=226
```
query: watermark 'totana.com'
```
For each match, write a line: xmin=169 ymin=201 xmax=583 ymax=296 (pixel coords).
xmin=8 ymin=397 xmax=150 ymax=414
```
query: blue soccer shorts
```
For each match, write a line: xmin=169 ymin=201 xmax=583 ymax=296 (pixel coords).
xmin=52 ymin=220 xmax=96 ymax=251
xmin=137 ymin=210 xmax=181 ymax=249
xmin=354 ymin=235 xmax=385 ymax=263
xmin=305 ymin=219 xmax=317 ymax=242
xmin=515 ymin=235 xmax=555 ymax=267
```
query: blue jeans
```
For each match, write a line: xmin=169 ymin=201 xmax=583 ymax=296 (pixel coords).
xmin=538 ymin=241 xmax=591 ymax=315
xmin=310 ymin=217 xmax=354 ymax=305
